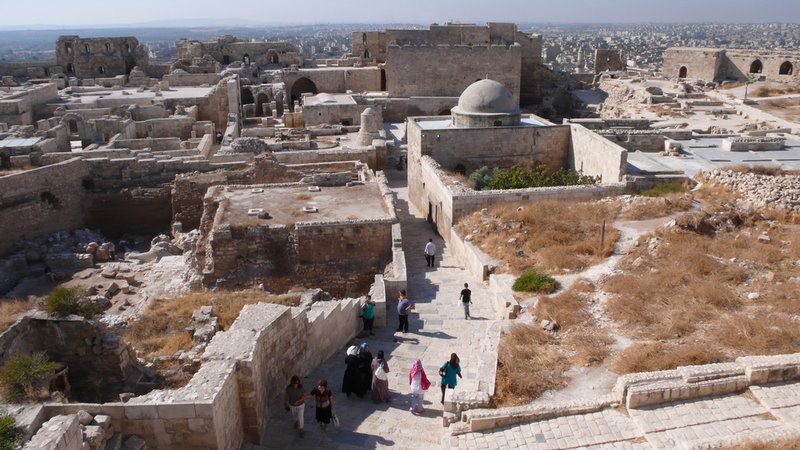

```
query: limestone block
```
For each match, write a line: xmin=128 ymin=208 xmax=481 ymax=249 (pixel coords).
xmin=82 ymin=425 xmax=106 ymax=449
xmin=76 ymin=410 xmax=93 ymax=425
xmin=91 ymin=414 xmax=111 ymax=430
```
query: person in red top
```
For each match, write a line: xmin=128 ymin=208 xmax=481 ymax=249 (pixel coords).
xmin=408 ymin=359 xmax=431 ymax=414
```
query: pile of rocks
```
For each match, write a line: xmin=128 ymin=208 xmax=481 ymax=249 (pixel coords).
xmin=705 ymin=169 xmax=800 ymax=216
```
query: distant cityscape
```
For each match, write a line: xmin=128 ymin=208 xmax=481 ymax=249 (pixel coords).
xmin=3 ymin=22 xmax=800 ymax=73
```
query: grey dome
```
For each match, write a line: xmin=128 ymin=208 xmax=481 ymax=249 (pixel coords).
xmin=453 ymin=79 xmax=520 ymax=115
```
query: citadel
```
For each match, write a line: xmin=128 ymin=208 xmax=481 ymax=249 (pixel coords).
xmin=0 ymin=18 xmax=799 ymax=450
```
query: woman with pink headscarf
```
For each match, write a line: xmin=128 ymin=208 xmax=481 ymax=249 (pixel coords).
xmin=408 ymin=359 xmax=430 ymax=414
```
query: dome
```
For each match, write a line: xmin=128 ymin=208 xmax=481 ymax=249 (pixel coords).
xmin=362 ymin=107 xmax=379 ymax=116
xmin=453 ymin=79 xmax=520 ymax=115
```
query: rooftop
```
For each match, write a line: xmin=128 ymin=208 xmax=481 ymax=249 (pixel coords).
xmin=218 ymin=183 xmax=390 ymax=227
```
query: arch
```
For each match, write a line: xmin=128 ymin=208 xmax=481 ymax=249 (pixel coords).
xmin=678 ymin=66 xmax=687 ymax=79
xmin=750 ymin=59 xmax=763 ymax=74
xmin=65 ymin=42 xmax=73 ymax=54
xmin=290 ymin=77 xmax=317 ymax=105
xmin=126 ymin=43 xmax=132 ymax=53
xmin=255 ymin=93 xmax=269 ymax=117
xmin=362 ymin=33 xmax=367 ymax=44
xmin=240 ymin=87 xmax=254 ymax=107
xmin=243 ymin=53 xmax=250 ymax=65
xmin=84 ymin=43 xmax=90 ymax=53
xmin=105 ymin=42 xmax=111 ymax=53
xmin=97 ymin=66 xmax=106 ymax=75
xmin=363 ymin=49 xmax=370 ymax=59
xmin=222 ymin=55 xmax=231 ymax=65
xmin=780 ymin=61 xmax=794 ymax=76
xmin=267 ymin=50 xmax=279 ymax=65
xmin=66 ymin=63 xmax=75 ymax=75
xmin=453 ymin=163 xmax=466 ymax=175
xmin=437 ymin=108 xmax=451 ymax=116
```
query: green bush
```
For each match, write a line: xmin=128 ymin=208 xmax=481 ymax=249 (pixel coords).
xmin=44 ymin=287 xmax=94 ymax=318
xmin=0 ymin=415 xmax=25 ymax=450
xmin=0 ymin=352 xmax=60 ymax=402
xmin=512 ymin=269 xmax=559 ymax=293
xmin=468 ymin=164 xmax=600 ymax=191
xmin=641 ymin=181 xmax=688 ymax=197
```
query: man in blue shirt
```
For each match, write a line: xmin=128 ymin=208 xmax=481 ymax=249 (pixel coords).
xmin=396 ymin=290 xmax=413 ymax=333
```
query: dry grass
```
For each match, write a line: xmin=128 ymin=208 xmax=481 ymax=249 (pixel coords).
xmin=621 ymin=194 xmax=694 ymax=221
xmin=0 ymin=298 xmax=37 ymax=333
xmin=647 ymin=105 xmax=682 ymax=117
xmin=295 ymin=194 xmax=312 ymax=201
xmin=126 ymin=290 xmax=300 ymax=357
xmin=610 ymin=342 xmax=725 ymax=374
xmin=727 ymin=439 xmax=800 ymax=450
xmin=456 ymin=201 xmax=620 ymax=274
xmin=726 ymin=164 xmax=800 ymax=177
xmin=495 ymin=280 xmax=612 ymax=406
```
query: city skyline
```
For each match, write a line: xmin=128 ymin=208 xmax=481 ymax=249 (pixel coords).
xmin=1 ymin=0 xmax=799 ymax=28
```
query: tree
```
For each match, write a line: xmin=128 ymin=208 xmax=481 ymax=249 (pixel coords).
xmin=743 ymin=74 xmax=757 ymax=101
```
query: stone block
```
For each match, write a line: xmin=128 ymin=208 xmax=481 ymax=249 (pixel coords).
xmin=156 ymin=403 xmax=196 ymax=420
xmin=123 ymin=404 xmax=159 ymax=420
xmin=91 ymin=414 xmax=111 ymax=430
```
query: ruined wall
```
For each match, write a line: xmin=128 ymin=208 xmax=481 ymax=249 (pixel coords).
xmin=56 ymin=36 xmax=148 ymax=78
xmin=595 ymin=49 xmax=625 ymax=73
xmin=387 ymin=45 xmax=522 ymax=101
xmin=0 ymin=83 xmax=59 ymax=126
xmin=85 ymin=187 xmax=172 ymax=238
xmin=721 ymin=50 xmax=800 ymax=81
xmin=519 ymin=32 xmax=544 ymax=105
xmin=351 ymin=31 xmax=389 ymax=62
xmin=0 ymin=314 xmax=141 ymax=403
xmin=283 ymin=67 xmax=382 ymax=103
xmin=177 ymin=38 xmax=299 ymax=68
xmin=0 ymin=158 xmax=89 ymax=255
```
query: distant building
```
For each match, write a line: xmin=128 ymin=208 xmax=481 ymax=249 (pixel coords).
xmin=663 ymin=47 xmax=798 ymax=82
xmin=56 ymin=36 xmax=149 ymax=78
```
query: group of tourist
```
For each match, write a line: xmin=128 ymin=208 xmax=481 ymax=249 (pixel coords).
xmin=282 ymin=236 xmax=468 ymax=438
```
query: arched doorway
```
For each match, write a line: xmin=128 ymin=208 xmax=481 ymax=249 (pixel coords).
xmin=255 ymin=93 xmax=269 ymax=117
xmin=780 ymin=61 xmax=794 ymax=76
xmin=437 ymin=109 xmax=451 ymax=116
xmin=678 ymin=66 xmax=688 ymax=79
xmin=268 ymin=51 xmax=279 ymax=65
xmin=243 ymin=54 xmax=250 ymax=65
xmin=380 ymin=68 xmax=386 ymax=91
xmin=750 ymin=60 xmax=763 ymax=74
xmin=290 ymin=77 xmax=317 ymax=105
xmin=363 ymin=50 xmax=370 ymax=59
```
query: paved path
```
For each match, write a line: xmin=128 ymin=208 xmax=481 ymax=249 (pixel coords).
xmin=449 ymin=383 xmax=800 ymax=449
xmin=259 ymin=173 xmax=499 ymax=449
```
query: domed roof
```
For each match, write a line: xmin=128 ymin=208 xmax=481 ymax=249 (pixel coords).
xmin=453 ymin=79 xmax=520 ymax=115
xmin=361 ymin=106 xmax=380 ymax=116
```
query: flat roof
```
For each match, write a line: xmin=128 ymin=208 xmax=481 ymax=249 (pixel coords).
xmin=415 ymin=115 xmax=545 ymax=131
xmin=0 ymin=137 xmax=42 ymax=148
xmin=77 ymin=86 xmax=215 ymax=104
xmin=303 ymin=93 xmax=357 ymax=107
xmin=218 ymin=183 xmax=390 ymax=227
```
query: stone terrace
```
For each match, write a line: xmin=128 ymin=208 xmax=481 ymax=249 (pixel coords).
xmin=257 ymin=172 xmax=501 ymax=449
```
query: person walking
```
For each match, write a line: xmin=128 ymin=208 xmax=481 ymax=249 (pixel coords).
xmin=342 ymin=346 xmax=364 ymax=398
xmin=408 ymin=359 xmax=431 ymax=413
xmin=460 ymin=283 xmax=472 ymax=319
xmin=439 ymin=353 xmax=463 ymax=403
xmin=361 ymin=295 xmax=376 ymax=336
xmin=310 ymin=379 xmax=335 ymax=431
xmin=424 ymin=239 xmax=437 ymax=268
xmin=283 ymin=375 xmax=309 ymax=437
xmin=396 ymin=290 xmax=413 ymax=333
xmin=371 ymin=350 xmax=390 ymax=403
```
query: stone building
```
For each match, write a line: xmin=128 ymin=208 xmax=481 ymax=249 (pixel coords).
xmin=595 ymin=49 xmax=625 ymax=74
xmin=663 ymin=47 xmax=799 ymax=82
xmin=177 ymin=35 xmax=303 ymax=69
xmin=56 ymin=36 xmax=149 ymax=78
xmin=406 ymin=79 xmax=628 ymax=238
xmin=352 ymin=23 xmax=544 ymax=105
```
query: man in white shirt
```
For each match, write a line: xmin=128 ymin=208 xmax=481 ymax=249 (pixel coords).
xmin=424 ymin=238 xmax=437 ymax=268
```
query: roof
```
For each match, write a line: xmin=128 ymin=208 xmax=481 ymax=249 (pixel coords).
xmin=451 ymin=79 xmax=521 ymax=116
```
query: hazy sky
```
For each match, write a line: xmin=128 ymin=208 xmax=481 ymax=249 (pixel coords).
xmin=1 ymin=0 xmax=799 ymax=27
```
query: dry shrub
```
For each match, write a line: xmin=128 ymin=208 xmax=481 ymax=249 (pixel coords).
xmin=457 ymin=200 xmax=620 ymax=274
xmin=610 ymin=342 xmax=725 ymax=374
xmin=726 ymin=164 xmax=800 ymax=177
xmin=127 ymin=290 xmax=300 ymax=357
xmin=622 ymin=194 xmax=694 ymax=221
xmin=495 ymin=280 xmax=611 ymax=405
xmin=711 ymin=313 xmax=800 ymax=356
xmin=0 ymin=298 xmax=37 ymax=333
xmin=494 ymin=324 xmax=568 ymax=406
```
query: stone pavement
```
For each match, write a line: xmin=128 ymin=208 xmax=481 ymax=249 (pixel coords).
xmin=257 ymin=174 xmax=500 ymax=449
xmin=450 ymin=385 xmax=800 ymax=449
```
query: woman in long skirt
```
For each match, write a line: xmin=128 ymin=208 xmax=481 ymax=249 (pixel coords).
xmin=371 ymin=350 xmax=390 ymax=403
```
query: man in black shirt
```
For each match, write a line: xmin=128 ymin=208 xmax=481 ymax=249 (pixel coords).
xmin=460 ymin=283 xmax=472 ymax=319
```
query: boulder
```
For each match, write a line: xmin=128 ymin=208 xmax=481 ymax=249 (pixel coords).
xmin=76 ymin=409 xmax=93 ymax=425
xmin=541 ymin=320 xmax=560 ymax=332
xmin=83 ymin=425 xmax=106 ymax=449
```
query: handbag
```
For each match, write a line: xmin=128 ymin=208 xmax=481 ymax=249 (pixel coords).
xmin=374 ymin=363 xmax=388 ymax=381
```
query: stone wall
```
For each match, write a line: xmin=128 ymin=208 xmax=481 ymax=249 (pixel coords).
xmin=594 ymin=49 xmax=625 ymax=73
xmin=568 ymin=124 xmax=628 ymax=182
xmin=85 ymin=187 xmax=172 ymax=238
xmin=56 ymin=36 xmax=148 ymax=78
xmin=0 ymin=158 xmax=89 ymax=255
xmin=662 ymin=48 xmax=724 ymax=81
xmin=387 ymin=45 xmax=522 ymax=101
xmin=0 ymin=314 xmax=142 ymax=403
xmin=663 ymin=47 xmax=800 ymax=82
xmin=448 ymin=229 xmax=499 ymax=282
xmin=23 ymin=414 xmax=82 ymax=450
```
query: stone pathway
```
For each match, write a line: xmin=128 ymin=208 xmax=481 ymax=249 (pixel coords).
xmin=449 ymin=385 xmax=800 ymax=449
xmin=258 ymin=173 xmax=499 ymax=449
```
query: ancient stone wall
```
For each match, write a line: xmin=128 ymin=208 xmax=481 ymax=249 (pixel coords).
xmin=0 ymin=314 xmax=141 ymax=403
xmin=663 ymin=47 xmax=800 ymax=82
xmin=662 ymin=48 xmax=724 ymax=81
xmin=351 ymin=31 xmax=389 ymax=62
xmin=386 ymin=45 xmax=522 ymax=101
xmin=56 ymin=36 xmax=148 ymax=78
xmin=0 ymin=158 xmax=89 ymax=255
xmin=283 ymin=67 xmax=382 ymax=104
xmin=85 ymin=187 xmax=172 ymax=238
xmin=595 ymin=49 xmax=625 ymax=73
